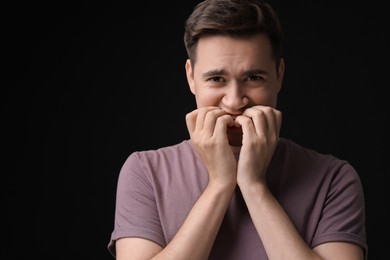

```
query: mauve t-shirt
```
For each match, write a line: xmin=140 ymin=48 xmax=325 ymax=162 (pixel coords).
xmin=108 ymin=138 xmax=367 ymax=259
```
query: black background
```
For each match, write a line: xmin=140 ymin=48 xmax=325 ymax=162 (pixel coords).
xmin=3 ymin=1 xmax=388 ymax=259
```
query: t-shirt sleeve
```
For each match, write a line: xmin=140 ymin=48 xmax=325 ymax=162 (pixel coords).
xmin=107 ymin=152 xmax=165 ymax=257
xmin=311 ymin=162 xmax=367 ymax=258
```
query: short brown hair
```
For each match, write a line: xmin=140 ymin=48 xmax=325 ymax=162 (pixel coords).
xmin=184 ymin=0 xmax=283 ymax=66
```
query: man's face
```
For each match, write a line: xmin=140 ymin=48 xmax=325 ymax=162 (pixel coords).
xmin=185 ymin=33 xmax=284 ymax=145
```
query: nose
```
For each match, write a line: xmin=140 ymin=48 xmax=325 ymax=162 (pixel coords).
xmin=222 ymin=81 xmax=248 ymax=110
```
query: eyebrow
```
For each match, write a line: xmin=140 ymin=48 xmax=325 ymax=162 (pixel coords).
xmin=242 ymin=69 xmax=269 ymax=76
xmin=201 ymin=68 xmax=269 ymax=79
xmin=202 ymin=69 xmax=227 ymax=79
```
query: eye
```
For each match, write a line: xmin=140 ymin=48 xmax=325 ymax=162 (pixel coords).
xmin=207 ymin=76 xmax=224 ymax=82
xmin=246 ymin=75 xmax=264 ymax=81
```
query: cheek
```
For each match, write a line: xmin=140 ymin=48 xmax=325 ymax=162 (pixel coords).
xmin=250 ymin=89 xmax=277 ymax=106
xmin=195 ymin=89 xmax=223 ymax=107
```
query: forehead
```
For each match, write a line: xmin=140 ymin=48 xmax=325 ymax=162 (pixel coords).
xmin=195 ymin=34 xmax=274 ymax=69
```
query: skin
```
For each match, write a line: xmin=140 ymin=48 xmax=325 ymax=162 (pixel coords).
xmin=115 ymin=34 xmax=364 ymax=259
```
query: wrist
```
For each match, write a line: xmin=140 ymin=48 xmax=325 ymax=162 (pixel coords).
xmin=207 ymin=178 xmax=237 ymax=194
xmin=238 ymin=179 xmax=268 ymax=197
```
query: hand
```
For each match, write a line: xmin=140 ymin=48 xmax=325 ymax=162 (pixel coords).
xmin=234 ymin=106 xmax=282 ymax=187
xmin=186 ymin=107 xmax=237 ymax=186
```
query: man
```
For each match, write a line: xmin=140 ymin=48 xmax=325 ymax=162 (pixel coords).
xmin=108 ymin=0 xmax=367 ymax=259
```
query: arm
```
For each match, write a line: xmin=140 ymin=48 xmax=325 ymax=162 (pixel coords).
xmin=116 ymin=182 xmax=235 ymax=260
xmin=235 ymin=105 xmax=364 ymax=260
xmin=116 ymin=107 xmax=237 ymax=260
xmin=239 ymin=181 xmax=364 ymax=260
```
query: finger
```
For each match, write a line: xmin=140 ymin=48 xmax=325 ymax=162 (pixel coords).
xmin=203 ymin=109 xmax=229 ymax=137
xmin=274 ymin=109 xmax=283 ymax=136
xmin=234 ymin=115 xmax=257 ymax=138
xmin=256 ymin=106 xmax=282 ymax=136
xmin=185 ymin=109 xmax=198 ymax=136
xmin=242 ymin=106 xmax=269 ymax=136
xmin=194 ymin=106 xmax=220 ymax=133
xmin=244 ymin=106 xmax=282 ymax=136
xmin=215 ymin=114 xmax=235 ymax=136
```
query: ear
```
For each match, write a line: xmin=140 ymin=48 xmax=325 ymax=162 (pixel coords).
xmin=185 ymin=59 xmax=196 ymax=94
xmin=276 ymin=58 xmax=285 ymax=93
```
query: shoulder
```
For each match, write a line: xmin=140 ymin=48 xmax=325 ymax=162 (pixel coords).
xmin=129 ymin=139 xmax=195 ymax=163
xmin=275 ymin=138 xmax=360 ymax=181
xmin=120 ymin=139 xmax=199 ymax=175
xmin=278 ymin=138 xmax=350 ymax=166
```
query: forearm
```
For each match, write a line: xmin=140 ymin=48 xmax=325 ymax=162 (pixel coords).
xmin=239 ymin=182 xmax=322 ymax=260
xmin=153 ymin=182 xmax=235 ymax=260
